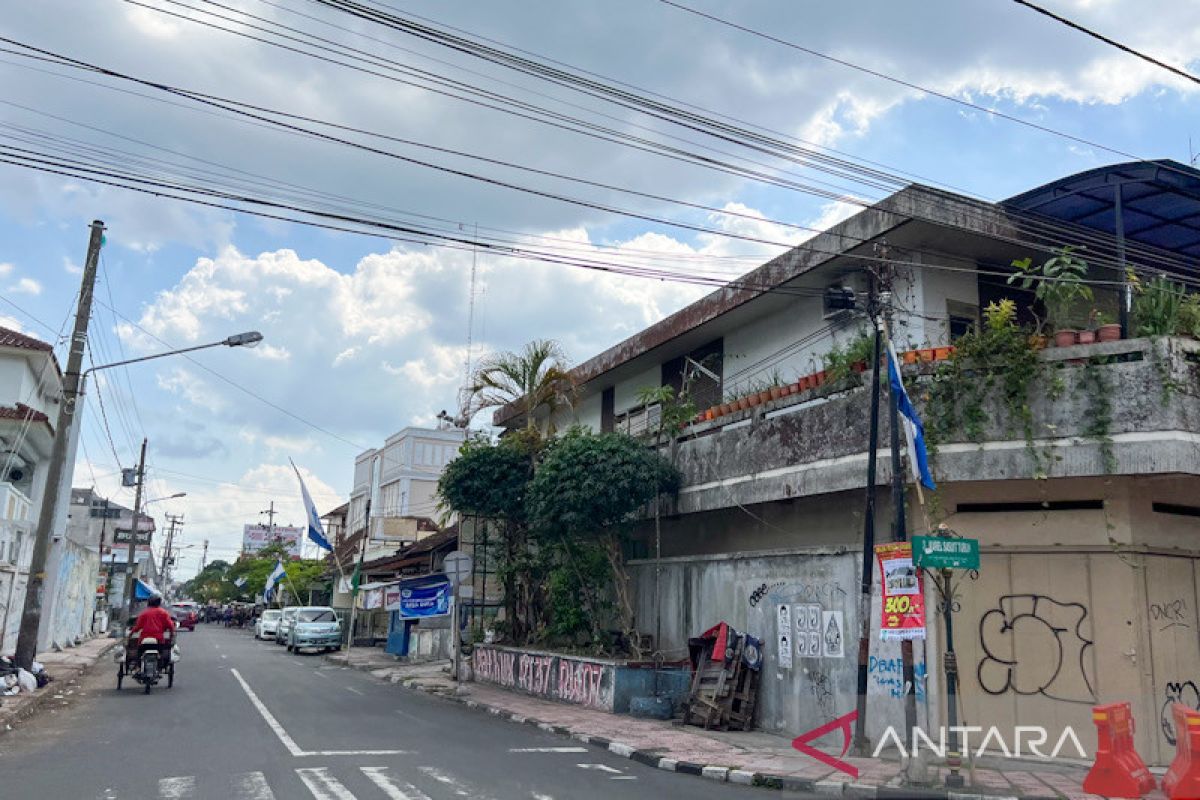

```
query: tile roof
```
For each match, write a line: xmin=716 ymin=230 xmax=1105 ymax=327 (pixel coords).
xmin=0 ymin=326 xmax=53 ymax=353
xmin=0 ymin=403 xmax=50 ymax=426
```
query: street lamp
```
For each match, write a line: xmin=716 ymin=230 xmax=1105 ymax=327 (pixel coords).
xmin=14 ymin=322 xmax=264 ymax=668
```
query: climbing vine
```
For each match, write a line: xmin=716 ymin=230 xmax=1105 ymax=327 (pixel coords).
xmin=922 ymin=300 xmax=1052 ymax=480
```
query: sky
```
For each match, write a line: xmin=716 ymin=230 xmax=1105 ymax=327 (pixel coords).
xmin=0 ymin=0 xmax=1197 ymax=578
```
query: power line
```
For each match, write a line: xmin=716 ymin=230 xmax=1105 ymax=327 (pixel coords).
xmin=1012 ymin=0 xmax=1200 ymax=87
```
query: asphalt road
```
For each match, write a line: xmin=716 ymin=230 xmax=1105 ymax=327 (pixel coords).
xmin=0 ymin=626 xmax=775 ymax=800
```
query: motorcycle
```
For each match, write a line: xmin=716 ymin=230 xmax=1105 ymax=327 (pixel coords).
xmin=116 ymin=632 xmax=175 ymax=694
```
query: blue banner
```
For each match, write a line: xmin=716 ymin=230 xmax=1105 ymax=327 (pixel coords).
xmin=398 ymin=579 xmax=451 ymax=619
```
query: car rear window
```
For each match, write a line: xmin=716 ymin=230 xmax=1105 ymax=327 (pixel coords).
xmin=298 ymin=609 xmax=335 ymax=622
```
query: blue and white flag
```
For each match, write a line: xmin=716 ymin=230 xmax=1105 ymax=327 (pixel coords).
xmin=291 ymin=459 xmax=333 ymax=551
xmin=263 ymin=559 xmax=287 ymax=602
xmin=886 ymin=340 xmax=937 ymax=490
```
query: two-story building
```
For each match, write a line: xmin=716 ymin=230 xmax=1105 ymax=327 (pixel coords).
xmin=492 ymin=160 xmax=1200 ymax=764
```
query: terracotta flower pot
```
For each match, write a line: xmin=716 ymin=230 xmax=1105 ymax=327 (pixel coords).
xmin=902 ymin=350 xmax=919 ymax=365
xmin=769 ymin=386 xmax=783 ymax=401
xmin=1053 ymin=329 xmax=1078 ymax=347
xmin=1097 ymin=323 xmax=1121 ymax=342
xmin=1077 ymin=330 xmax=1096 ymax=345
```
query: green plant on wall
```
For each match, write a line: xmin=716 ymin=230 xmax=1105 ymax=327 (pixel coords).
xmin=923 ymin=299 xmax=1052 ymax=479
xmin=1008 ymin=246 xmax=1093 ymax=333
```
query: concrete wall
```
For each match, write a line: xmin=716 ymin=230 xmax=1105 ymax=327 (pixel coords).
xmin=629 ymin=548 xmax=928 ymax=742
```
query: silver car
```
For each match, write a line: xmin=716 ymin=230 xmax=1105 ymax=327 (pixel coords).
xmin=274 ymin=607 xmax=299 ymax=645
xmin=287 ymin=606 xmax=342 ymax=653
xmin=255 ymin=609 xmax=282 ymax=640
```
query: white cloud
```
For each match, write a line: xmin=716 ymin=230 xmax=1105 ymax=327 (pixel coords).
xmin=9 ymin=277 xmax=42 ymax=295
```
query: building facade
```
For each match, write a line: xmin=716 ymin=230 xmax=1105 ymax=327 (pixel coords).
xmin=493 ymin=160 xmax=1200 ymax=764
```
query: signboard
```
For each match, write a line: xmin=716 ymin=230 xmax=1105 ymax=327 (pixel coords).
xmin=398 ymin=579 xmax=451 ymax=619
xmin=875 ymin=542 xmax=926 ymax=641
xmin=443 ymin=551 xmax=472 ymax=585
xmin=912 ymin=535 xmax=980 ymax=570
xmin=242 ymin=524 xmax=303 ymax=559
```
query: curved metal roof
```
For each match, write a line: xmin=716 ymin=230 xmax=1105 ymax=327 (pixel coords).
xmin=1004 ymin=159 xmax=1200 ymax=262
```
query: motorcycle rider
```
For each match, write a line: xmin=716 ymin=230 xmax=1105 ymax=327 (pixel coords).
xmin=131 ymin=595 xmax=176 ymax=643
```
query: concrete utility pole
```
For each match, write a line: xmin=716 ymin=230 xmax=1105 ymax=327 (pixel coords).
xmin=14 ymin=220 xmax=105 ymax=670
xmin=121 ymin=438 xmax=148 ymax=627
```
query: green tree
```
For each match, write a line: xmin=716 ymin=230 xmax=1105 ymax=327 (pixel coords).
xmin=467 ymin=339 xmax=576 ymax=432
xmin=527 ymin=429 xmax=680 ymax=656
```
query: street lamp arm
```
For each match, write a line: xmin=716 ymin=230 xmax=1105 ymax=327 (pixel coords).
xmin=81 ymin=331 xmax=263 ymax=379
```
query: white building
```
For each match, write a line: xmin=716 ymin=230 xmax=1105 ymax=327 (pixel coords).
xmin=0 ymin=327 xmax=64 ymax=655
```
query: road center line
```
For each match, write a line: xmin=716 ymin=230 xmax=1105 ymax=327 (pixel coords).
xmin=229 ymin=668 xmax=410 ymax=757
xmin=230 ymin=668 xmax=305 ymax=757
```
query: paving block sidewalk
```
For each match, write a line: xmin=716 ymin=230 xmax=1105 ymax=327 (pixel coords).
xmin=0 ymin=635 xmax=120 ymax=733
xmin=327 ymin=648 xmax=1127 ymax=800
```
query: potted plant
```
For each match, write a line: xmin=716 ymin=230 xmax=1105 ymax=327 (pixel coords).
xmin=1132 ymin=273 xmax=1185 ymax=337
xmin=1008 ymin=246 xmax=1093 ymax=347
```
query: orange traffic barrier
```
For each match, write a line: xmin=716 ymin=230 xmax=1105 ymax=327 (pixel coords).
xmin=1082 ymin=702 xmax=1155 ymax=798
xmin=1163 ymin=702 xmax=1200 ymax=800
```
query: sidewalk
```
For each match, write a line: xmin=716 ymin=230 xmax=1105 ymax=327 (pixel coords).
xmin=0 ymin=636 xmax=120 ymax=734
xmin=327 ymin=647 xmax=1118 ymax=800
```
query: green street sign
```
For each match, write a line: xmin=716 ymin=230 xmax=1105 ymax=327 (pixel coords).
xmin=912 ymin=535 xmax=980 ymax=570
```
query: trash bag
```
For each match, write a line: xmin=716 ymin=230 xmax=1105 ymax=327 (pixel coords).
xmin=16 ymin=668 xmax=37 ymax=694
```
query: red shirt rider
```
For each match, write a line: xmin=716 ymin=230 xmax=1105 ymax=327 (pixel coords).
xmin=132 ymin=596 xmax=176 ymax=644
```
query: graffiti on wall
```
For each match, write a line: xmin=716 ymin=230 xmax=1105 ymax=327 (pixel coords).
xmin=868 ymin=655 xmax=926 ymax=701
xmin=977 ymin=594 xmax=1096 ymax=704
xmin=1160 ymin=680 xmax=1200 ymax=746
xmin=474 ymin=645 xmax=614 ymax=710
xmin=1149 ymin=598 xmax=1190 ymax=632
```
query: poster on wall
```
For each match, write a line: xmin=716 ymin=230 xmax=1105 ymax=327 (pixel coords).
xmin=776 ymin=604 xmax=793 ymax=669
xmin=822 ymin=610 xmax=845 ymax=658
xmin=875 ymin=542 xmax=926 ymax=640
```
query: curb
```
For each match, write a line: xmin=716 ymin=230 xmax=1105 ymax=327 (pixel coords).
xmin=326 ymin=653 xmax=1049 ymax=800
xmin=0 ymin=639 xmax=120 ymax=735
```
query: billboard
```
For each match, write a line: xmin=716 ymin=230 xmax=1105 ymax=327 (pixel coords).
xmin=242 ymin=524 xmax=303 ymax=559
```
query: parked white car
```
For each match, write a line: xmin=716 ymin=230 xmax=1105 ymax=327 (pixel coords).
xmin=255 ymin=609 xmax=282 ymax=640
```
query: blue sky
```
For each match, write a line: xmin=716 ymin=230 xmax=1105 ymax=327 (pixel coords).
xmin=1 ymin=0 xmax=1197 ymax=576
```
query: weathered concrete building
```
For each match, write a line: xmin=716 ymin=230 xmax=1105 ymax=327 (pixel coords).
xmin=494 ymin=160 xmax=1200 ymax=763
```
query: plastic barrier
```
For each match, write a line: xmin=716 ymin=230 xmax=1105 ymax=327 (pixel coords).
xmin=1163 ymin=702 xmax=1200 ymax=800
xmin=1082 ymin=702 xmax=1155 ymax=798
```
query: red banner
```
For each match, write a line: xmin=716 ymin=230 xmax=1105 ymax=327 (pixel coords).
xmin=876 ymin=542 xmax=926 ymax=640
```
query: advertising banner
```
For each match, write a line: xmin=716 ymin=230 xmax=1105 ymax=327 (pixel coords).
xmin=242 ymin=524 xmax=303 ymax=559
xmin=875 ymin=542 xmax=926 ymax=640
xmin=398 ymin=578 xmax=451 ymax=619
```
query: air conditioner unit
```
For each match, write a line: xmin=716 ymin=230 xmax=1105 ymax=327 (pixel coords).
xmin=822 ymin=274 xmax=868 ymax=320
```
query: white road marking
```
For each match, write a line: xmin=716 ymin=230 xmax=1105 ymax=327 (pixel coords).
xmin=230 ymin=668 xmax=410 ymax=757
xmin=417 ymin=766 xmax=471 ymax=797
xmin=575 ymin=763 xmax=622 ymax=774
xmin=231 ymin=772 xmax=276 ymax=800
xmin=344 ymin=686 xmax=364 ymax=695
xmin=508 ymin=747 xmax=588 ymax=753
xmin=296 ymin=767 xmax=356 ymax=800
xmin=360 ymin=767 xmax=432 ymax=800
xmin=230 ymin=668 xmax=304 ymax=756
xmin=158 ymin=776 xmax=196 ymax=798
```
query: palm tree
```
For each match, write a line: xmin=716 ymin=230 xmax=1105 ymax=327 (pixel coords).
xmin=466 ymin=339 xmax=576 ymax=432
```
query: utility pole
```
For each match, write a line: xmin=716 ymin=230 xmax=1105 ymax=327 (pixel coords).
xmin=853 ymin=274 xmax=884 ymax=755
xmin=120 ymin=438 xmax=148 ymax=628
xmin=877 ymin=244 xmax=920 ymax=768
xmin=14 ymin=220 xmax=105 ymax=670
